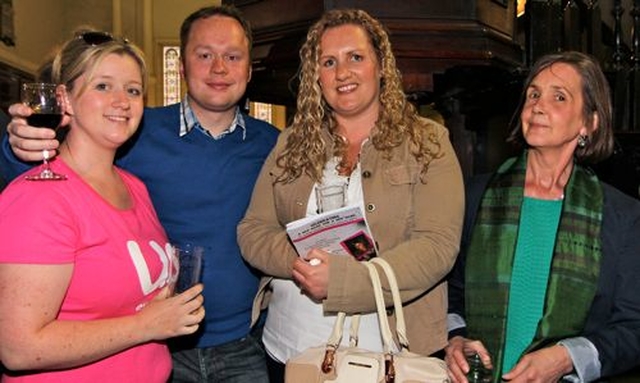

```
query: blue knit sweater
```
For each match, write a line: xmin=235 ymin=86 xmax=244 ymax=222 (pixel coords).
xmin=1 ymin=103 xmax=280 ymax=347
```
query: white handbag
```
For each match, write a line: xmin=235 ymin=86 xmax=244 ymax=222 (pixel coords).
xmin=284 ymin=257 xmax=450 ymax=383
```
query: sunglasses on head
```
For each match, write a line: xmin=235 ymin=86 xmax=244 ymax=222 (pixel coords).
xmin=77 ymin=31 xmax=128 ymax=46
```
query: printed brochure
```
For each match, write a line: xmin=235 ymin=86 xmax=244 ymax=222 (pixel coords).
xmin=286 ymin=205 xmax=377 ymax=261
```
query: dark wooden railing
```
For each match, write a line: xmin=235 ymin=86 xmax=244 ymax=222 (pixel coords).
xmin=609 ymin=0 xmax=640 ymax=132
xmin=523 ymin=0 xmax=639 ymax=132
xmin=502 ymin=0 xmax=640 ymax=199
xmin=605 ymin=0 xmax=640 ymax=199
xmin=229 ymin=0 xmax=640 ymax=198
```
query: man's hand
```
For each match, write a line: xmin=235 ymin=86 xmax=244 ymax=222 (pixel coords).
xmin=7 ymin=103 xmax=69 ymax=162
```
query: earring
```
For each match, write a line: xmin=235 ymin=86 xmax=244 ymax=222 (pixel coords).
xmin=577 ymin=135 xmax=588 ymax=148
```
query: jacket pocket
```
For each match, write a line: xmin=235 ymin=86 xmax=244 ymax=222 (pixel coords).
xmin=383 ymin=164 xmax=420 ymax=185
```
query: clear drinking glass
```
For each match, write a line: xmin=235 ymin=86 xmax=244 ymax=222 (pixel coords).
xmin=173 ymin=244 xmax=204 ymax=294
xmin=22 ymin=82 xmax=66 ymax=181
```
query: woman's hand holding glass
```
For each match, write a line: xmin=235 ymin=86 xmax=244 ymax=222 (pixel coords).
xmin=137 ymin=283 xmax=205 ymax=340
xmin=445 ymin=335 xmax=493 ymax=383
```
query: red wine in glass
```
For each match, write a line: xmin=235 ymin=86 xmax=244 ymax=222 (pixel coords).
xmin=26 ymin=113 xmax=63 ymax=129
xmin=22 ymin=83 xmax=67 ymax=181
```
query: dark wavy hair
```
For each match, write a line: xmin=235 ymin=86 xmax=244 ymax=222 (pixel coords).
xmin=507 ymin=51 xmax=614 ymax=164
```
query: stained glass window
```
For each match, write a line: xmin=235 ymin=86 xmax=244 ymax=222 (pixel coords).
xmin=251 ymin=102 xmax=273 ymax=124
xmin=163 ymin=46 xmax=180 ymax=105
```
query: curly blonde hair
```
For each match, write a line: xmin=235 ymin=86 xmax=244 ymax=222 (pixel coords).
xmin=276 ymin=8 xmax=442 ymax=183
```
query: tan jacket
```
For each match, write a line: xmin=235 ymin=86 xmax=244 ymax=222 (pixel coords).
xmin=238 ymin=118 xmax=464 ymax=356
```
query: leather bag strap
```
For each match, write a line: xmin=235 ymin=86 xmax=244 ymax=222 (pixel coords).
xmin=324 ymin=258 xmax=408 ymax=354
xmin=325 ymin=312 xmax=361 ymax=348
xmin=321 ymin=258 xmax=406 ymax=375
xmin=363 ymin=261 xmax=396 ymax=353
xmin=370 ymin=257 xmax=410 ymax=350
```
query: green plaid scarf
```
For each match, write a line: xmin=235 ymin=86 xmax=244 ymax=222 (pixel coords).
xmin=465 ymin=152 xmax=603 ymax=379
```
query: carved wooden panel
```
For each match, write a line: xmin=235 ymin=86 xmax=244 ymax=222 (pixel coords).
xmin=225 ymin=0 xmax=523 ymax=106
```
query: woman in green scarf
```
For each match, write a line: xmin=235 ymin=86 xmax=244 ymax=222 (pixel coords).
xmin=445 ymin=51 xmax=640 ymax=382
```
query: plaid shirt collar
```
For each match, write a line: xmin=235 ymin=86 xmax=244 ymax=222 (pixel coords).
xmin=179 ymin=95 xmax=246 ymax=140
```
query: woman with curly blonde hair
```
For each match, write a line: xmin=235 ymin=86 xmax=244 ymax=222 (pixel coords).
xmin=277 ymin=8 xmax=442 ymax=183
xmin=239 ymin=9 xmax=464 ymax=382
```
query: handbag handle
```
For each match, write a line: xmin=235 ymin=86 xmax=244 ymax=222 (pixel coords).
xmin=369 ymin=257 xmax=410 ymax=350
xmin=325 ymin=312 xmax=360 ymax=348
xmin=363 ymin=259 xmax=407 ymax=383
xmin=363 ymin=261 xmax=395 ymax=353
xmin=321 ymin=258 xmax=409 ymax=374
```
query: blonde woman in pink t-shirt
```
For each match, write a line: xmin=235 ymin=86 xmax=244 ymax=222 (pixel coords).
xmin=0 ymin=30 xmax=204 ymax=382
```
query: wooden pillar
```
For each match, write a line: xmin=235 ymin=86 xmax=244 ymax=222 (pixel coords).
xmin=525 ymin=0 xmax=563 ymax=64
xmin=613 ymin=0 xmax=626 ymax=68
xmin=112 ymin=0 xmax=122 ymax=35
xmin=563 ymin=0 xmax=580 ymax=51
xmin=630 ymin=0 xmax=640 ymax=131
xmin=612 ymin=0 xmax=630 ymax=131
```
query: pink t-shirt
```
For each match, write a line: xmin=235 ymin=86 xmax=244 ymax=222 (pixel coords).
xmin=0 ymin=159 xmax=176 ymax=382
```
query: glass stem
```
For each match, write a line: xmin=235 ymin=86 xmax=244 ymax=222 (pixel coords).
xmin=41 ymin=157 xmax=53 ymax=177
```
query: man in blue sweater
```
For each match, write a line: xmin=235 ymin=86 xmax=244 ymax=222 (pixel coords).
xmin=1 ymin=5 xmax=279 ymax=383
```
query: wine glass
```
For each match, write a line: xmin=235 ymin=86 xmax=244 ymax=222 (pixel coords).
xmin=22 ymin=82 xmax=66 ymax=181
